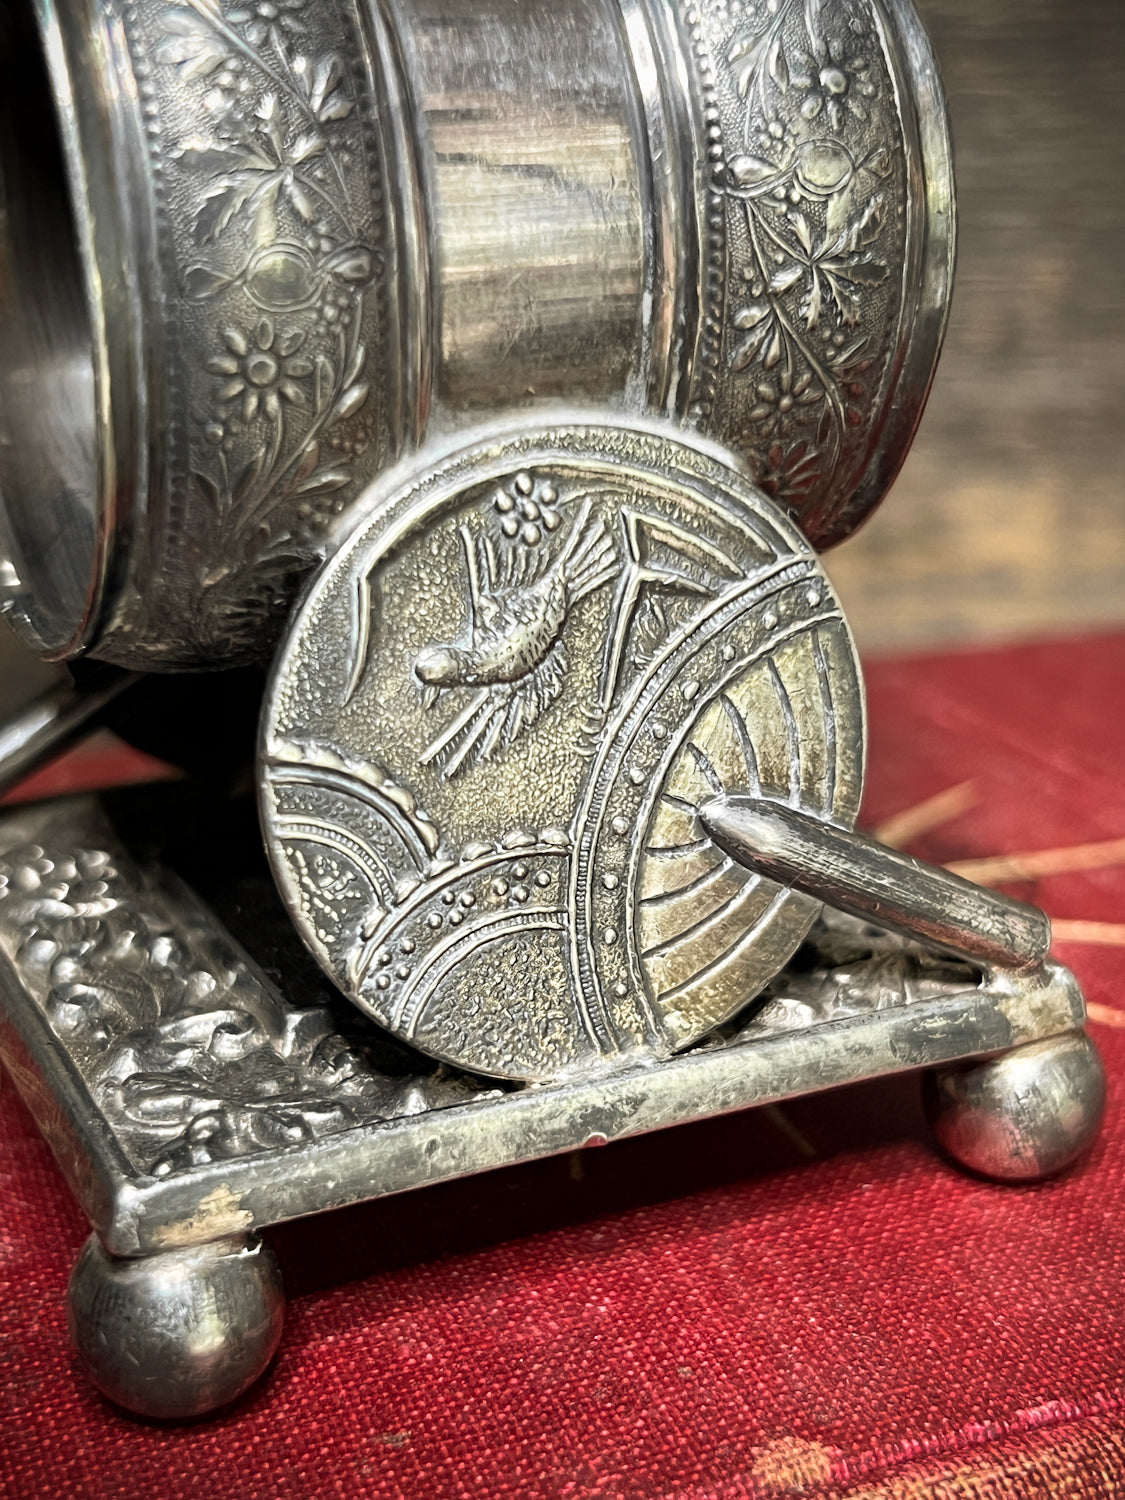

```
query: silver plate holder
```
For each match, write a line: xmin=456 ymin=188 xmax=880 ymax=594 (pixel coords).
xmin=0 ymin=793 xmax=1102 ymax=1418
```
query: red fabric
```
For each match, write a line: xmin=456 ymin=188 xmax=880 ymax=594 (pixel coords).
xmin=2 ymin=632 xmax=1125 ymax=1498
xmin=0 ymin=730 xmax=176 ymax=807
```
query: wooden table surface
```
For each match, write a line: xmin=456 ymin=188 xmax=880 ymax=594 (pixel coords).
xmin=2 ymin=0 xmax=1123 ymax=710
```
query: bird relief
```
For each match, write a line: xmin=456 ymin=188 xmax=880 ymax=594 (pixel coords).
xmin=261 ymin=433 xmax=856 ymax=1080
xmin=415 ymin=500 xmax=616 ymax=779
xmin=409 ymin=476 xmax=752 ymax=781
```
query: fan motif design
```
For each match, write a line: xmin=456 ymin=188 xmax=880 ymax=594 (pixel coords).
xmin=262 ymin=431 xmax=865 ymax=1082
xmin=634 ymin=625 xmax=854 ymax=1044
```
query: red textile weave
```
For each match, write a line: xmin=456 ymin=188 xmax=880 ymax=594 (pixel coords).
xmin=2 ymin=632 xmax=1125 ymax=1499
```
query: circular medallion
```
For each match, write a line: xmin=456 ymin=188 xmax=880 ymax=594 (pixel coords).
xmin=261 ymin=420 xmax=865 ymax=1081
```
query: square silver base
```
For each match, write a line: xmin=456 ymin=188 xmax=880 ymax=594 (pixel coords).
xmin=0 ymin=790 xmax=1098 ymax=1418
xmin=0 ymin=792 xmax=1087 ymax=1259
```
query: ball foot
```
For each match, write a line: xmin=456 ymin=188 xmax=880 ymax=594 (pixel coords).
xmin=926 ymin=1030 xmax=1106 ymax=1183
xmin=67 ymin=1232 xmax=285 ymax=1419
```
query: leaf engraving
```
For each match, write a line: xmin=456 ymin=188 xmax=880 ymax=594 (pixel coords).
xmin=151 ymin=0 xmax=381 ymax=654
xmin=720 ymin=0 xmax=901 ymax=515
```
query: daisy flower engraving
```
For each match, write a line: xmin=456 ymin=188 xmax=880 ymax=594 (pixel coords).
xmin=208 ymin=318 xmax=313 ymax=423
xmin=794 ymin=41 xmax=876 ymax=129
xmin=225 ymin=0 xmax=307 ymax=47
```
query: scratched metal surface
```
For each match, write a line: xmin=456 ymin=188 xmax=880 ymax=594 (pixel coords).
xmin=1 ymin=0 xmax=1122 ymax=708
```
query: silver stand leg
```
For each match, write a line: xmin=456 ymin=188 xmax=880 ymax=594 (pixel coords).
xmin=699 ymin=798 xmax=1108 ymax=1180
xmin=926 ymin=1030 xmax=1106 ymax=1183
xmin=67 ymin=1232 xmax=285 ymax=1419
xmin=1 ymin=795 xmax=1103 ymax=1422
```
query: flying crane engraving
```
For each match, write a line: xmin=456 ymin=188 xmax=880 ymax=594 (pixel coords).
xmin=415 ymin=501 xmax=617 ymax=779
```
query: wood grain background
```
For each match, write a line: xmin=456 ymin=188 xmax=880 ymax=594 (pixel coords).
xmin=2 ymin=0 xmax=1123 ymax=713
xmin=825 ymin=0 xmax=1125 ymax=652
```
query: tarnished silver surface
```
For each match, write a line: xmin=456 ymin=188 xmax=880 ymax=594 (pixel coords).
xmin=667 ymin=0 xmax=954 ymax=547
xmin=0 ymin=0 xmax=953 ymax=668
xmin=700 ymin=795 xmax=1052 ymax=972
xmin=261 ymin=419 xmax=866 ymax=1080
xmin=927 ymin=1032 xmax=1106 ymax=1183
xmin=0 ymin=798 xmax=499 ymax=1187
xmin=0 ymin=794 xmax=1092 ymax=1264
xmin=68 ymin=1231 xmax=285 ymax=1419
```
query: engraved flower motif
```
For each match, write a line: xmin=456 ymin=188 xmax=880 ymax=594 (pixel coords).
xmin=751 ymin=114 xmax=798 ymax=161
xmin=793 ymin=41 xmax=876 ymax=129
xmin=492 ymin=471 xmax=563 ymax=547
xmin=208 ymin=318 xmax=313 ymax=422
xmin=201 ymin=62 xmax=253 ymax=120
xmin=746 ymin=370 xmax=823 ymax=437
xmin=225 ymin=0 xmax=307 ymax=47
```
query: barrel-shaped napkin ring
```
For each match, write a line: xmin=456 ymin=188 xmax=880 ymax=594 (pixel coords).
xmin=0 ymin=0 xmax=953 ymax=668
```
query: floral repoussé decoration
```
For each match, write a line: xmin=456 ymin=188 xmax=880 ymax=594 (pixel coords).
xmin=719 ymin=0 xmax=903 ymax=519
xmin=152 ymin=0 xmax=385 ymax=655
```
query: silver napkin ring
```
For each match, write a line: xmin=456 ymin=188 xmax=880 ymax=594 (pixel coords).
xmin=0 ymin=0 xmax=952 ymax=669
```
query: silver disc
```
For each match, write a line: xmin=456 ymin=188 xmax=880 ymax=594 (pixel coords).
xmin=261 ymin=419 xmax=865 ymax=1082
